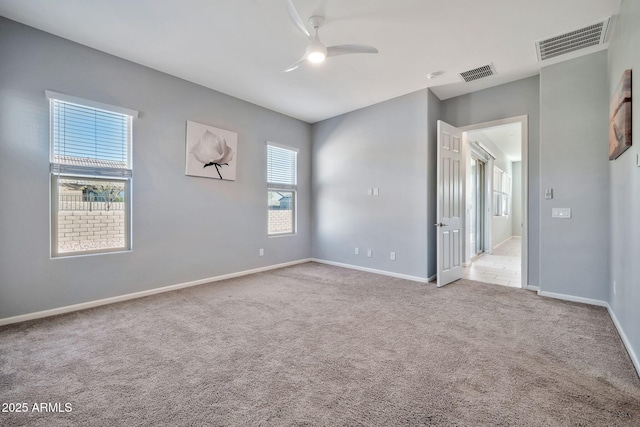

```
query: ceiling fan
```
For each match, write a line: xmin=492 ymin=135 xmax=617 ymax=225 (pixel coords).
xmin=284 ymin=0 xmax=379 ymax=72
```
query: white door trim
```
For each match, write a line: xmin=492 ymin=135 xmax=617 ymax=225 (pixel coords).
xmin=459 ymin=115 xmax=529 ymax=289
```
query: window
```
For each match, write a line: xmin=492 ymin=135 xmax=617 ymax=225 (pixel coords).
xmin=267 ymin=143 xmax=298 ymax=236
xmin=493 ymin=166 xmax=511 ymax=217
xmin=47 ymin=91 xmax=138 ymax=256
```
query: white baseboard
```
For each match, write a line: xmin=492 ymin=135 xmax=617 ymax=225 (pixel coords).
xmin=537 ymin=290 xmax=608 ymax=307
xmin=493 ymin=236 xmax=515 ymax=250
xmin=311 ymin=258 xmax=428 ymax=283
xmin=607 ymin=303 xmax=640 ymax=379
xmin=0 ymin=258 xmax=312 ymax=327
xmin=428 ymin=274 xmax=437 ymax=283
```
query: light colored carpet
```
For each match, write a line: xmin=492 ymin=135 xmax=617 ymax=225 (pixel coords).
xmin=1 ymin=262 xmax=639 ymax=426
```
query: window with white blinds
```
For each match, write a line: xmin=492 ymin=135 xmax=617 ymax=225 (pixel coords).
xmin=267 ymin=144 xmax=298 ymax=190
xmin=493 ymin=166 xmax=511 ymax=217
xmin=51 ymin=101 xmax=129 ymax=165
xmin=267 ymin=143 xmax=298 ymax=236
xmin=47 ymin=91 xmax=136 ymax=176
xmin=47 ymin=91 xmax=138 ymax=256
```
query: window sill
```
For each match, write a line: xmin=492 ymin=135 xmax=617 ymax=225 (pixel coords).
xmin=52 ymin=248 xmax=132 ymax=259
xmin=268 ymin=233 xmax=296 ymax=238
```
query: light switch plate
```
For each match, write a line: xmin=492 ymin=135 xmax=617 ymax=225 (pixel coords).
xmin=552 ymin=208 xmax=571 ymax=219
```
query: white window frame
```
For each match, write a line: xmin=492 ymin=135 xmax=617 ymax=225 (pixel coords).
xmin=267 ymin=142 xmax=298 ymax=237
xmin=47 ymin=91 xmax=138 ymax=257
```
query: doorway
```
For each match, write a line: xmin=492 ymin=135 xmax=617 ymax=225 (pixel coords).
xmin=459 ymin=115 xmax=528 ymax=289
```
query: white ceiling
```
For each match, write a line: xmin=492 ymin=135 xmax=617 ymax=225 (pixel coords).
xmin=469 ymin=123 xmax=522 ymax=162
xmin=0 ymin=0 xmax=622 ymax=123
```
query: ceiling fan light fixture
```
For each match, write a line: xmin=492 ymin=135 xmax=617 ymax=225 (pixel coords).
xmin=306 ymin=43 xmax=327 ymax=63
xmin=307 ymin=51 xmax=326 ymax=63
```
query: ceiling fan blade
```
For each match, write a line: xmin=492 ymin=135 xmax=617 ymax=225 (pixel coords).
xmin=283 ymin=56 xmax=306 ymax=72
xmin=327 ymin=44 xmax=379 ymax=57
xmin=286 ymin=0 xmax=312 ymax=40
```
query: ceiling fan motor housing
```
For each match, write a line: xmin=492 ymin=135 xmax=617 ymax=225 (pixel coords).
xmin=308 ymin=15 xmax=325 ymax=29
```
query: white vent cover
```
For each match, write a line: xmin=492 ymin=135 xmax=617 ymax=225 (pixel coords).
xmin=535 ymin=17 xmax=610 ymax=62
xmin=458 ymin=64 xmax=496 ymax=82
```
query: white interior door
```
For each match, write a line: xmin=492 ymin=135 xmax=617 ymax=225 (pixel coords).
xmin=436 ymin=121 xmax=464 ymax=287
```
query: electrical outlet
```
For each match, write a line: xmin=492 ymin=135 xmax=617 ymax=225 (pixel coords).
xmin=367 ymin=249 xmax=372 ymax=258
xmin=390 ymin=251 xmax=396 ymax=260
xmin=367 ymin=188 xmax=373 ymax=196
xmin=259 ymin=248 xmax=264 ymax=256
xmin=355 ymin=247 xmax=359 ymax=255
xmin=373 ymin=187 xmax=379 ymax=196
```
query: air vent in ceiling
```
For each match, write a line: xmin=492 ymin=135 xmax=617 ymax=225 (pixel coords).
xmin=535 ymin=17 xmax=610 ymax=62
xmin=459 ymin=64 xmax=496 ymax=83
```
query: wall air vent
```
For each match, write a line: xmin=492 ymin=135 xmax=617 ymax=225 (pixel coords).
xmin=458 ymin=64 xmax=496 ymax=83
xmin=535 ymin=17 xmax=610 ymax=62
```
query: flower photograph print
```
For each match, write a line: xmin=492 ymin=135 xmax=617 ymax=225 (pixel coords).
xmin=185 ymin=121 xmax=237 ymax=180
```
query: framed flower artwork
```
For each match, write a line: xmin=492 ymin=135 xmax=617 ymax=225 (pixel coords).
xmin=185 ymin=121 xmax=238 ymax=180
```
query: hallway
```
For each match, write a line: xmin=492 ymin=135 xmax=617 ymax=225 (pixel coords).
xmin=462 ymin=237 xmax=521 ymax=288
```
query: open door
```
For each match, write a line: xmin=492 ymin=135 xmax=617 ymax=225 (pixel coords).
xmin=436 ymin=121 xmax=464 ymax=287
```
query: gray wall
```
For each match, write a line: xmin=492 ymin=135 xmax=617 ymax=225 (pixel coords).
xmin=311 ymin=89 xmax=432 ymax=279
xmin=607 ymin=0 xmax=640 ymax=369
xmin=440 ymin=76 xmax=540 ymax=286
xmin=539 ymin=51 xmax=609 ymax=301
xmin=512 ymin=162 xmax=522 ymax=237
xmin=0 ymin=18 xmax=312 ymax=318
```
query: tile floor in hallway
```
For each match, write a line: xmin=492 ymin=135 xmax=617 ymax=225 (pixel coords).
xmin=462 ymin=237 xmax=521 ymax=288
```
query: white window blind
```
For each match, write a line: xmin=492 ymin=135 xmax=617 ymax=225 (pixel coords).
xmin=47 ymin=92 xmax=136 ymax=176
xmin=503 ymin=173 xmax=511 ymax=195
xmin=493 ymin=166 xmax=511 ymax=217
xmin=267 ymin=144 xmax=297 ymax=190
xmin=493 ymin=167 xmax=503 ymax=193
